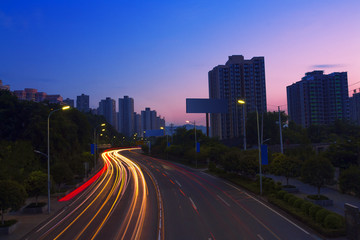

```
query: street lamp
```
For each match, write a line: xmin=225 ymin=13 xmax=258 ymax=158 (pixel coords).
xmin=237 ymin=100 xmax=263 ymax=195
xmin=94 ymin=123 xmax=106 ymax=168
xmin=237 ymin=100 xmax=246 ymax=150
xmin=186 ymin=120 xmax=197 ymax=168
xmin=47 ymin=105 xmax=70 ymax=213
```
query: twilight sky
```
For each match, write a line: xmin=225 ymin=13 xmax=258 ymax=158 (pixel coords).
xmin=1 ymin=0 xmax=359 ymax=125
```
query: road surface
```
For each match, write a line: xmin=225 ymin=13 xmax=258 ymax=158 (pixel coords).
xmin=24 ymin=148 xmax=320 ymax=240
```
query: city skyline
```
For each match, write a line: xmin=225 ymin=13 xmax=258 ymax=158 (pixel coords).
xmin=1 ymin=0 xmax=359 ymax=125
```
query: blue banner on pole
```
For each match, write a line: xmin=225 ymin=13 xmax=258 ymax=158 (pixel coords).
xmin=261 ymin=144 xmax=268 ymax=165
xmin=196 ymin=142 xmax=200 ymax=153
xmin=91 ymin=144 xmax=96 ymax=154
xmin=167 ymin=142 xmax=171 ymax=147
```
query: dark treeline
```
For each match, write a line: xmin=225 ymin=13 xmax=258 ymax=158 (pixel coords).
xmin=145 ymin=111 xmax=360 ymax=197
xmin=0 ymin=90 xmax=125 ymax=189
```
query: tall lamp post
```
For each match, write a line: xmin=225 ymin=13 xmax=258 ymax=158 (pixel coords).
xmin=186 ymin=120 xmax=197 ymax=168
xmin=47 ymin=105 xmax=70 ymax=214
xmin=237 ymin=100 xmax=263 ymax=195
xmin=237 ymin=100 xmax=246 ymax=150
xmin=93 ymin=123 xmax=106 ymax=168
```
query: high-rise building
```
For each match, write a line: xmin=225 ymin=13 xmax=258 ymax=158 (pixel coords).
xmin=208 ymin=55 xmax=267 ymax=140
xmin=76 ymin=94 xmax=90 ymax=112
xmin=287 ymin=71 xmax=349 ymax=128
xmin=98 ymin=97 xmax=116 ymax=128
xmin=133 ymin=112 xmax=142 ymax=136
xmin=349 ymin=90 xmax=360 ymax=125
xmin=141 ymin=107 xmax=165 ymax=135
xmin=63 ymin=98 xmax=74 ymax=108
xmin=118 ymin=96 xmax=134 ymax=137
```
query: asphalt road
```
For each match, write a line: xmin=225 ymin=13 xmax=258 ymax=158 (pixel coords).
xmin=123 ymin=150 xmax=321 ymax=240
xmin=24 ymin=148 xmax=322 ymax=240
xmin=23 ymin=149 xmax=159 ymax=240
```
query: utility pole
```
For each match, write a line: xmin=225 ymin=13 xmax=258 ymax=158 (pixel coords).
xmin=278 ymin=106 xmax=284 ymax=154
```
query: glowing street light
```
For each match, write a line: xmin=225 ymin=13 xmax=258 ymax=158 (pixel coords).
xmin=237 ymin=100 xmax=246 ymax=150
xmin=47 ymin=106 xmax=70 ymax=213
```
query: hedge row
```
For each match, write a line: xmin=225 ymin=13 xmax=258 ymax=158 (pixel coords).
xmin=270 ymin=190 xmax=346 ymax=237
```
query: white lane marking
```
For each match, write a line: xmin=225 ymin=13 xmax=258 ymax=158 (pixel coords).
xmin=217 ymin=194 xmax=231 ymax=207
xmin=36 ymin=208 xmax=66 ymax=232
xmin=200 ymin=171 xmax=217 ymax=179
xmin=225 ymin=182 xmax=310 ymax=235
xmin=189 ymin=197 xmax=198 ymax=211
xmin=175 ymin=179 xmax=182 ymax=188
xmin=257 ymin=234 xmax=264 ymax=240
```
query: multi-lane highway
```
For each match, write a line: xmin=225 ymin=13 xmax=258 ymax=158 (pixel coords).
xmin=124 ymin=150 xmax=319 ymax=240
xmin=25 ymin=148 xmax=320 ymax=240
xmin=24 ymin=149 xmax=160 ymax=240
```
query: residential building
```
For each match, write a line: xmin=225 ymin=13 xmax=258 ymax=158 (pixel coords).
xmin=141 ymin=108 xmax=165 ymax=135
xmin=350 ymin=90 xmax=360 ymax=125
xmin=98 ymin=97 xmax=116 ymax=128
xmin=287 ymin=71 xmax=349 ymax=128
xmin=208 ymin=55 xmax=267 ymax=140
xmin=46 ymin=95 xmax=63 ymax=104
xmin=13 ymin=87 xmax=63 ymax=104
xmin=118 ymin=96 xmax=134 ymax=137
xmin=63 ymin=98 xmax=74 ymax=108
xmin=133 ymin=112 xmax=142 ymax=136
xmin=76 ymin=94 xmax=90 ymax=112
xmin=35 ymin=92 xmax=47 ymax=102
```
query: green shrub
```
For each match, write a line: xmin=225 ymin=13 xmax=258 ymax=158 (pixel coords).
xmin=316 ymin=209 xmax=331 ymax=225
xmin=307 ymin=194 xmax=329 ymax=200
xmin=283 ymin=193 xmax=291 ymax=201
xmin=276 ymin=190 xmax=287 ymax=199
xmin=301 ymin=201 xmax=313 ymax=215
xmin=294 ymin=198 xmax=305 ymax=208
xmin=287 ymin=195 xmax=297 ymax=205
xmin=309 ymin=205 xmax=322 ymax=220
xmin=324 ymin=214 xmax=343 ymax=229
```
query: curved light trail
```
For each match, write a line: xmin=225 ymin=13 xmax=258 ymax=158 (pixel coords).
xmin=28 ymin=148 xmax=159 ymax=240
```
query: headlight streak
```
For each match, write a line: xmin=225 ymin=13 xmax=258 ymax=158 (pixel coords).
xmin=54 ymin=149 xmax=150 ymax=240
xmin=53 ymin=152 xmax=115 ymax=240
xmin=37 ymin=158 xmax=111 ymax=240
xmin=112 ymin=151 xmax=148 ymax=240
xmin=31 ymin=148 xmax=158 ymax=240
xmin=73 ymin=151 xmax=124 ymax=240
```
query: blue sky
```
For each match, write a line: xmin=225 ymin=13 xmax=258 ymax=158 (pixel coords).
xmin=1 ymin=0 xmax=359 ymax=125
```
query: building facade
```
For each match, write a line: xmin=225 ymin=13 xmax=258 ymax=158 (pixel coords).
xmin=141 ymin=107 xmax=165 ymax=135
xmin=63 ymin=98 xmax=75 ymax=107
xmin=118 ymin=96 xmax=134 ymax=137
xmin=287 ymin=71 xmax=349 ymax=128
xmin=133 ymin=112 xmax=142 ymax=136
xmin=98 ymin=97 xmax=117 ymax=128
xmin=13 ymin=88 xmax=63 ymax=104
xmin=350 ymin=91 xmax=360 ymax=125
xmin=76 ymin=94 xmax=90 ymax=112
xmin=208 ymin=55 xmax=267 ymax=140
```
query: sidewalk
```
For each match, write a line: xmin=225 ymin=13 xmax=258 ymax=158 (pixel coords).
xmin=0 ymin=196 xmax=67 ymax=240
xmin=266 ymin=174 xmax=360 ymax=216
